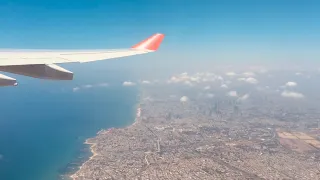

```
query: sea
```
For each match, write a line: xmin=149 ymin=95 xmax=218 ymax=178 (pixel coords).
xmin=0 ymin=64 xmax=139 ymax=180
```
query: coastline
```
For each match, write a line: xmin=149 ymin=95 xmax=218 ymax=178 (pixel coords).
xmin=69 ymin=140 xmax=97 ymax=180
xmin=69 ymin=103 xmax=141 ymax=180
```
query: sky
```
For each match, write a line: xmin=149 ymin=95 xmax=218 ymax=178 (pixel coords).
xmin=0 ymin=0 xmax=320 ymax=70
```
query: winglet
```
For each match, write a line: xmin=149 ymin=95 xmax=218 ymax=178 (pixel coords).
xmin=131 ymin=33 xmax=165 ymax=51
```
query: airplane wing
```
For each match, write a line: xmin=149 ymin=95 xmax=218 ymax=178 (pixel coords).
xmin=0 ymin=33 xmax=164 ymax=86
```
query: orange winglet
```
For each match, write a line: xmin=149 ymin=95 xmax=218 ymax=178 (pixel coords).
xmin=131 ymin=33 xmax=165 ymax=51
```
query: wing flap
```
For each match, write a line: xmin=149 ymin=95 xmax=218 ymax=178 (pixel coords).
xmin=0 ymin=64 xmax=73 ymax=80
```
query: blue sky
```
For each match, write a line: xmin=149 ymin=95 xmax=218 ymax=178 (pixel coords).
xmin=0 ymin=0 xmax=320 ymax=66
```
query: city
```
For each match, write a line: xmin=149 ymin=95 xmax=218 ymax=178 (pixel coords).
xmin=71 ymin=71 xmax=320 ymax=180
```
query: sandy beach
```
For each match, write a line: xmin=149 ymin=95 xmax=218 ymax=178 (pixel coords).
xmin=69 ymin=141 xmax=94 ymax=179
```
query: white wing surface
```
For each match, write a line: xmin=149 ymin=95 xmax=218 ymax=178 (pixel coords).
xmin=0 ymin=33 xmax=165 ymax=86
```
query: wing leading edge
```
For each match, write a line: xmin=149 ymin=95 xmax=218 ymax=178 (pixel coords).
xmin=0 ymin=33 xmax=165 ymax=86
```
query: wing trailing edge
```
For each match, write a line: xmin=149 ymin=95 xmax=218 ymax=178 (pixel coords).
xmin=0 ymin=64 xmax=73 ymax=80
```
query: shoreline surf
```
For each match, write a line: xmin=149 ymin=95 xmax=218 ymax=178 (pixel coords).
xmin=69 ymin=104 xmax=141 ymax=180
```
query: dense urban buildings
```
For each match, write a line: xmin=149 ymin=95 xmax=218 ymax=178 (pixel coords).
xmin=71 ymin=70 xmax=320 ymax=180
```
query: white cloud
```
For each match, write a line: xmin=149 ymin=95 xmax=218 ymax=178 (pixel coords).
xmin=238 ymin=77 xmax=258 ymax=84
xmin=168 ymin=72 xmax=217 ymax=84
xmin=190 ymin=76 xmax=201 ymax=82
xmin=83 ymin=84 xmax=93 ymax=88
xmin=285 ymin=81 xmax=297 ymax=87
xmin=245 ymin=77 xmax=258 ymax=84
xmin=243 ymin=72 xmax=255 ymax=77
xmin=195 ymin=72 xmax=204 ymax=76
xmin=123 ymin=81 xmax=136 ymax=86
xmin=167 ymin=76 xmax=179 ymax=83
xmin=73 ymin=87 xmax=80 ymax=92
xmin=221 ymin=84 xmax=228 ymax=88
xmin=141 ymin=80 xmax=151 ymax=84
xmin=167 ymin=72 xmax=237 ymax=86
xmin=72 ymin=82 xmax=109 ymax=92
xmin=226 ymin=72 xmax=236 ymax=76
xmin=281 ymin=91 xmax=304 ymax=98
xmin=180 ymin=96 xmax=189 ymax=102
xmin=227 ymin=91 xmax=238 ymax=97
xmin=167 ymin=74 xmax=189 ymax=84
xmin=295 ymin=72 xmax=302 ymax=76
xmin=180 ymin=72 xmax=188 ymax=76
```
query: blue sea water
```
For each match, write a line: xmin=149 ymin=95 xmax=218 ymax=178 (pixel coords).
xmin=0 ymin=66 xmax=139 ymax=180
